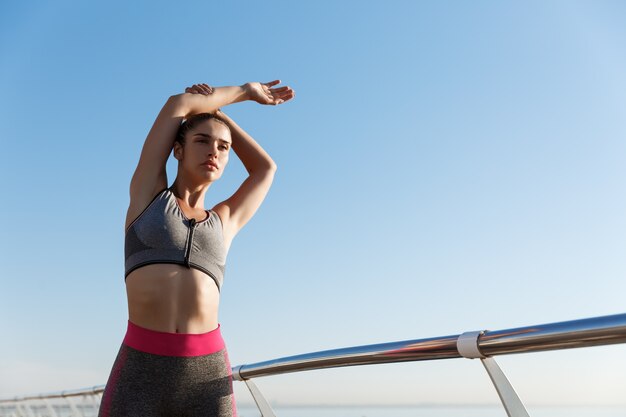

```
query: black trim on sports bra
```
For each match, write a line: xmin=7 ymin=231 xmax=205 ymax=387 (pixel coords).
xmin=125 ymin=187 xmax=169 ymax=233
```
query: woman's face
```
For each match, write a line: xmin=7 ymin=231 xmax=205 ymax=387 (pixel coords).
xmin=175 ymin=119 xmax=232 ymax=183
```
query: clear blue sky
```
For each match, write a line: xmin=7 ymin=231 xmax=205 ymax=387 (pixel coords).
xmin=1 ymin=0 xmax=625 ymax=407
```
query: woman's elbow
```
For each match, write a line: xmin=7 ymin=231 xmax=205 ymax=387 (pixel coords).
xmin=164 ymin=94 xmax=190 ymax=117
xmin=259 ymin=161 xmax=277 ymax=176
xmin=167 ymin=93 xmax=185 ymax=105
xmin=261 ymin=157 xmax=278 ymax=173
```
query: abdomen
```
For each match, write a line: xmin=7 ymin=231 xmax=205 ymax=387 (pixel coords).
xmin=125 ymin=263 xmax=220 ymax=333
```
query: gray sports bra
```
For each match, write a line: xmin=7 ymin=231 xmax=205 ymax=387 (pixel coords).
xmin=124 ymin=187 xmax=226 ymax=291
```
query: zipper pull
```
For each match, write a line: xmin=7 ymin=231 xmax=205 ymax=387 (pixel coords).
xmin=185 ymin=218 xmax=197 ymax=268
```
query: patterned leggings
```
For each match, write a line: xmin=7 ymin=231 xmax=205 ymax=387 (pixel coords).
xmin=98 ymin=320 xmax=237 ymax=417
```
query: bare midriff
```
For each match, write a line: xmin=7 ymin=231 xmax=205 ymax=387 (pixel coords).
xmin=125 ymin=263 xmax=220 ymax=334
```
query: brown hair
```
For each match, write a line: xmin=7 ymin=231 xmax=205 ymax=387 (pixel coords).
xmin=175 ymin=113 xmax=230 ymax=146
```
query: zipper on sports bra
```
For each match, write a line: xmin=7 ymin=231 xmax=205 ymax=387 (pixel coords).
xmin=184 ymin=218 xmax=197 ymax=268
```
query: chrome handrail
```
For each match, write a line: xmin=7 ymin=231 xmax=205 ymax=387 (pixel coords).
xmin=0 ymin=386 xmax=104 ymax=403
xmin=1 ymin=312 xmax=625 ymax=417
xmin=233 ymin=313 xmax=626 ymax=380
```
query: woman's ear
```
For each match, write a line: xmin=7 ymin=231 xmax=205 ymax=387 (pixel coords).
xmin=173 ymin=141 xmax=183 ymax=161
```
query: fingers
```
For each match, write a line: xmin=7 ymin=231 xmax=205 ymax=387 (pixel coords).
xmin=280 ymin=91 xmax=295 ymax=103
xmin=185 ymin=83 xmax=214 ymax=95
xmin=263 ymin=80 xmax=281 ymax=88
xmin=269 ymin=86 xmax=290 ymax=93
xmin=269 ymin=94 xmax=294 ymax=105
xmin=185 ymin=85 xmax=201 ymax=94
xmin=200 ymin=83 xmax=214 ymax=94
xmin=276 ymin=93 xmax=294 ymax=104
xmin=270 ymin=86 xmax=295 ymax=104
xmin=272 ymin=88 xmax=293 ymax=98
xmin=251 ymin=80 xmax=295 ymax=105
xmin=268 ymin=86 xmax=293 ymax=95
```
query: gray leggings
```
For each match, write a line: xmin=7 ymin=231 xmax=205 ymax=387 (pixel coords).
xmin=98 ymin=320 xmax=237 ymax=417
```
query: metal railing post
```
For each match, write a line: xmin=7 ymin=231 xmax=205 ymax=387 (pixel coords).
xmin=64 ymin=396 xmax=81 ymax=417
xmin=90 ymin=393 xmax=101 ymax=412
xmin=457 ymin=331 xmax=530 ymax=417
xmin=17 ymin=402 xmax=34 ymax=417
xmin=243 ymin=379 xmax=277 ymax=417
xmin=42 ymin=398 xmax=59 ymax=417
xmin=232 ymin=365 xmax=277 ymax=417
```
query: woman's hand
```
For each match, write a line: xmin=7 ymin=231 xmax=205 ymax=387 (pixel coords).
xmin=185 ymin=83 xmax=214 ymax=95
xmin=184 ymin=83 xmax=220 ymax=114
xmin=244 ymin=80 xmax=295 ymax=105
xmin=179 ymin=80 xmax=296 ymax=110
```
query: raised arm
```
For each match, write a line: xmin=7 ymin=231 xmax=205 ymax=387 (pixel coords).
xmin=129 ymin=84 xmax=254 ymax=200
xmin=211 ymin=109 xmax=278 ymax=248
xmin=126 ymin=81 xmax=293 ymax=233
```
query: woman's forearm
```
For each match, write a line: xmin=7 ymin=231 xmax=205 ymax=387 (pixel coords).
xmin=218 ymin=111 xmax=277 ymax=174
xmin=168 ymin=85 xmax=250 ymax=118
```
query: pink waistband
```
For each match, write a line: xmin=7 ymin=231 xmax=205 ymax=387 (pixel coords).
xmin=123 ymin=320 xmax=225 ymax=357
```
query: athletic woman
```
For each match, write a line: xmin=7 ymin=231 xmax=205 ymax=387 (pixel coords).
xmin=98 ymin=80 xmax=295 ymax=417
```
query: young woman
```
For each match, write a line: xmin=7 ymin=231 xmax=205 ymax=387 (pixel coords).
xmin=98 ymin=80 xmax=295 ymax=417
